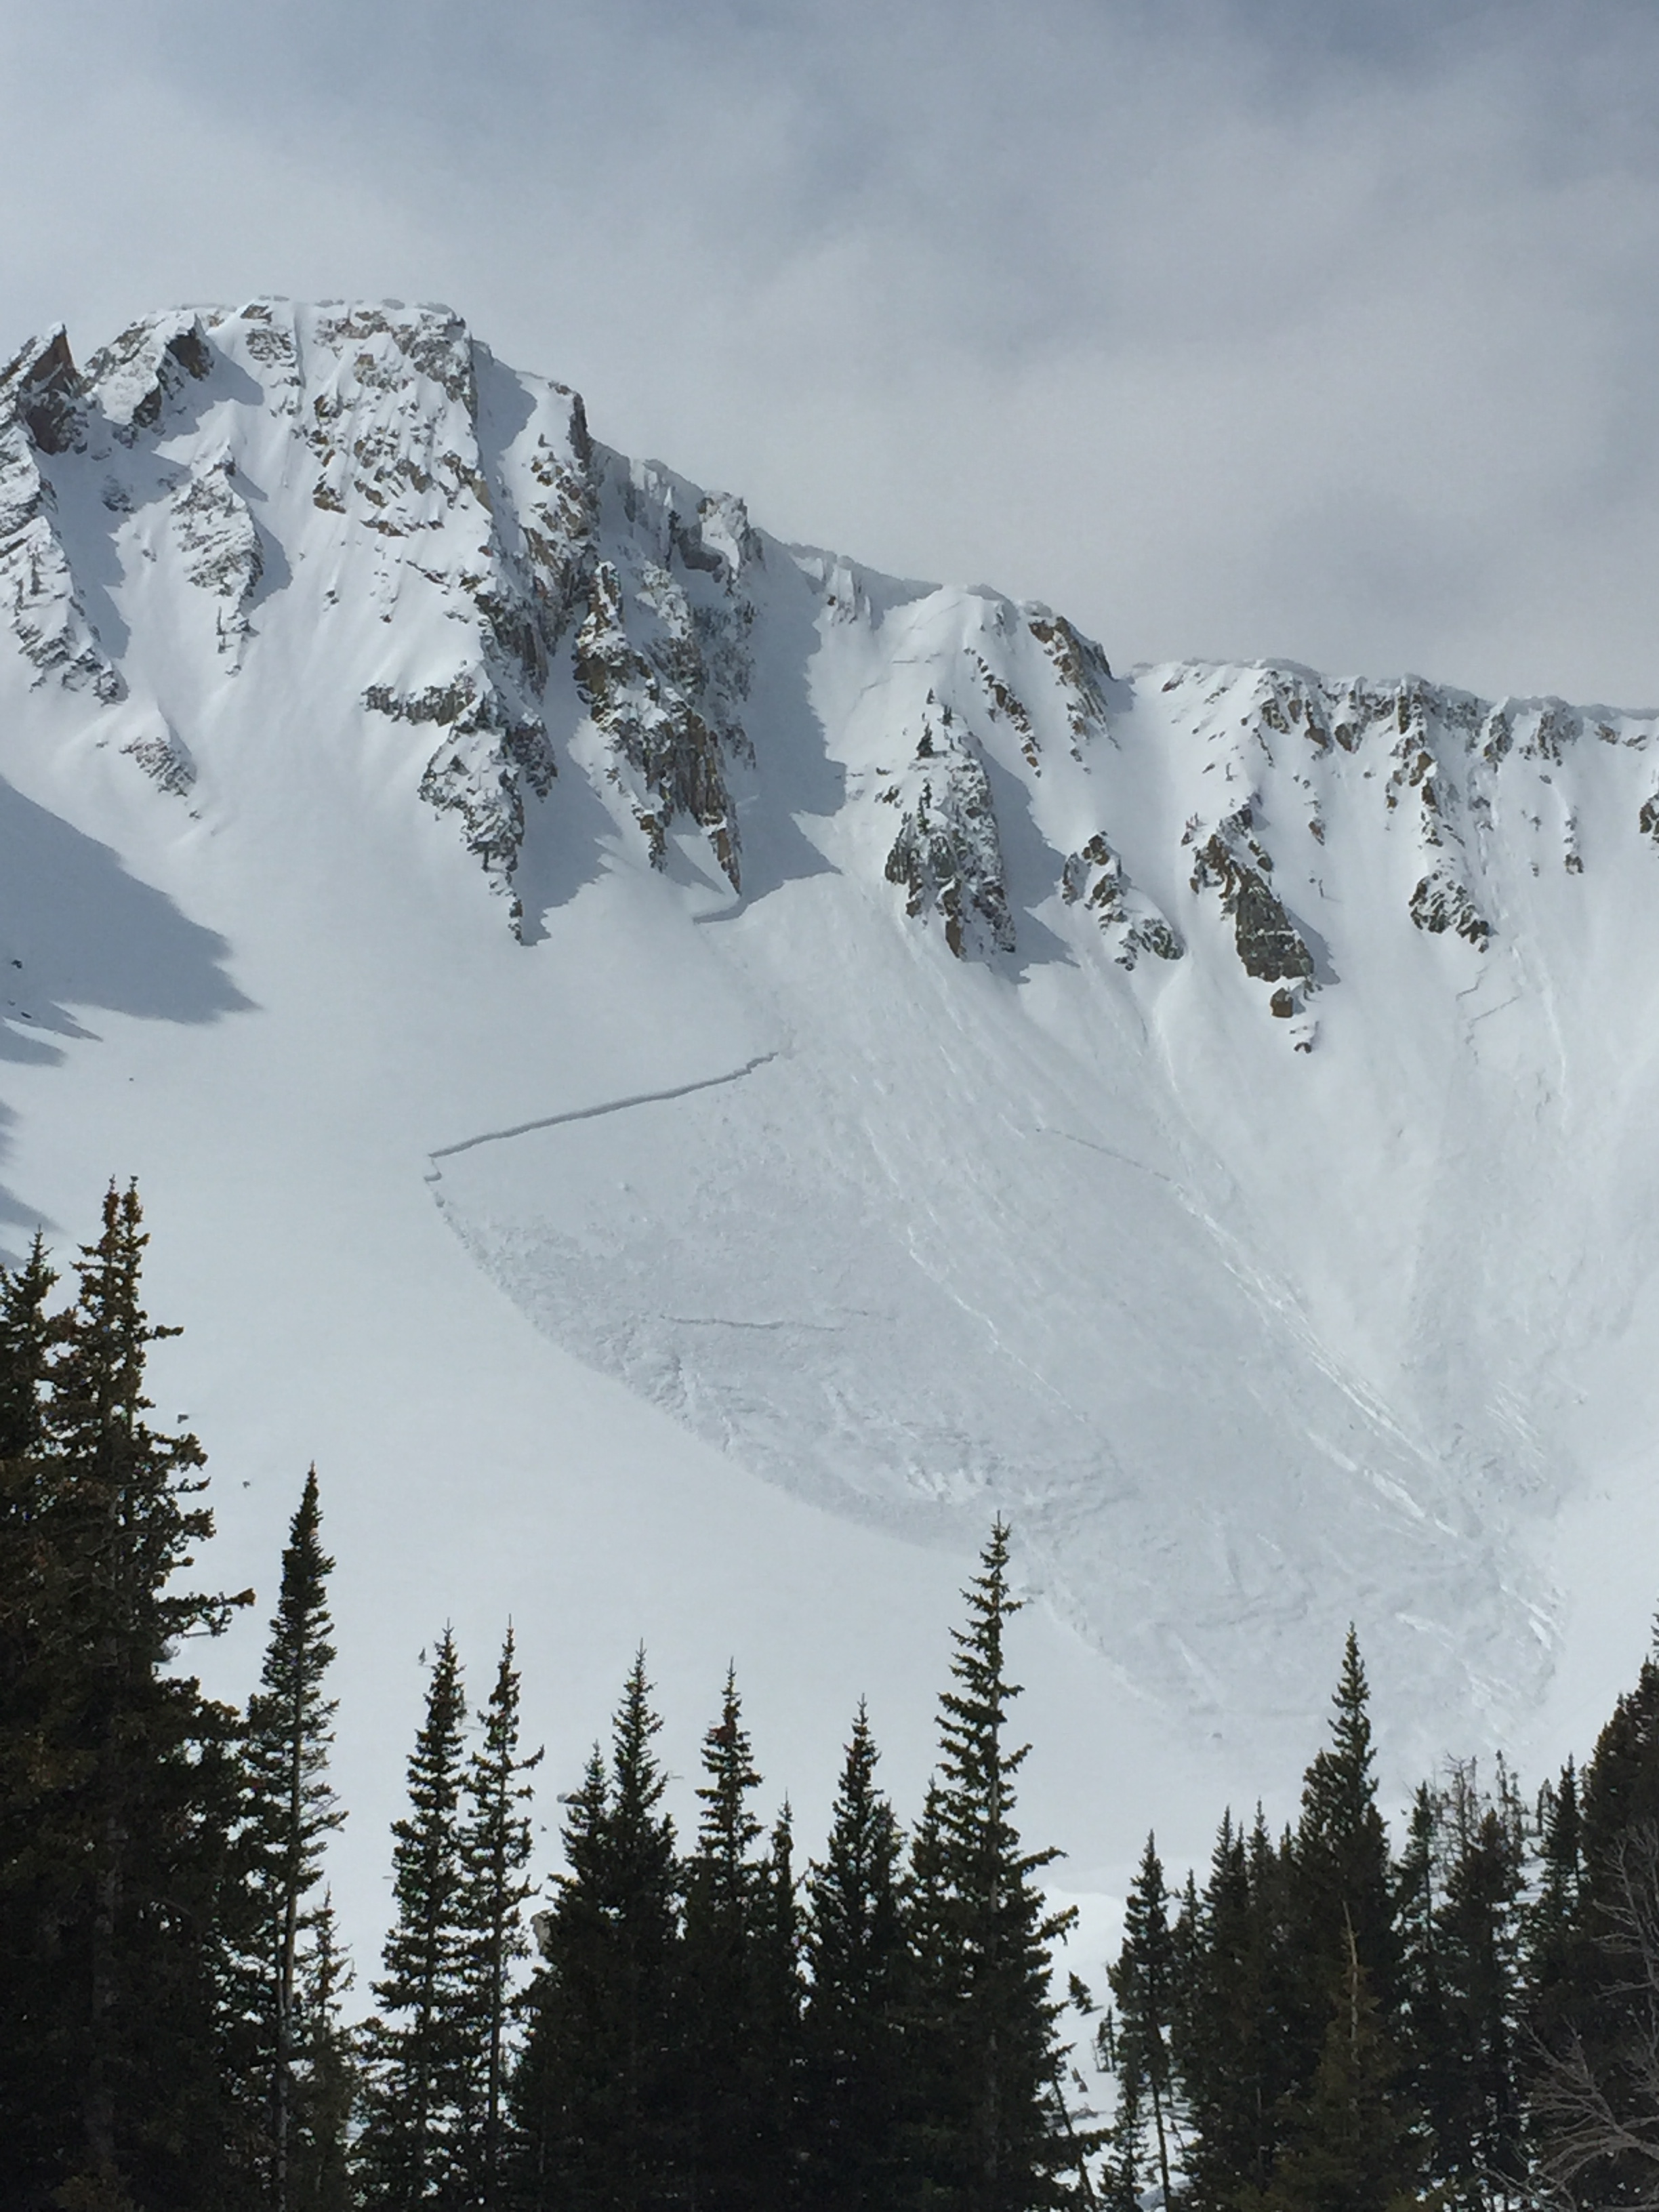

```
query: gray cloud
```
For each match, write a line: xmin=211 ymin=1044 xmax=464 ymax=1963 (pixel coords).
xmin=8 ymin=0 xmax=1659 ymax=701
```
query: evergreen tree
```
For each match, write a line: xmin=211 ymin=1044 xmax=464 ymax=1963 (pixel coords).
xmin=514 ymin=1744 xmax=611 ymax=2211
xmin=758 ymin=1801 xmax=807 ymax=2190
xmin=359 ymin=1629 xmax=471 ymax=2211
xmin=1394 ymin=1762 xmax=1525 ymax=2207
xmin=802 ymin=1701 xmax=911 ymax=2212
xmin=1530 ymin=1761 xmax=1582 ymax=1965
xmin=1528 ymin=1631 xmax=1659 ymax=2207
xmin=0 ymin=1185 xmax=251 ymax=2210
xmin=241 ymin=1466 xmax=344 ymax=2210
xmin=0 ymin=1228 xmax=56 ymax=1454
xmin=1578 ymin=1639 xmax=1659 ymax=1867
xmin=1523 ymin=1758 xmax=1582 ymax=2050
xmin=1391 ymin=1784 xmax=1446 ymax=2177
xmin=678 ymin=1666 xmax=794 ymax=2212
xmin=1292 ymin=1633 xmax=1398 ymax=2046
xmin=458 ymin=1626 xmax=541 ymax=2209
xmin=289 ymin=1891 xmax=357 ymax=2212
xmin=511 ymin=1649 xmax=680 ymax=2212
xmin=1261 ymin=1931 xmax=1414 ymax=2212
xmin=1431 ymin=1761 xmax=1526 ymax=2206
xmin=1172 ymin=1643 xmax=1401 ymax=2212
xmin=1098 ymin=2015 xmax=1146 ymax=2212
xmin=1108 ymin=1835 xmax=1179 ymax=2208
xmin=905 ymin=1520 xmax=1082 ymax=2212
xmin=0 ymin=1231 xmax=66 ymax=2200
xmin=1172 ymin=1808 xmax=1300 ymax=2212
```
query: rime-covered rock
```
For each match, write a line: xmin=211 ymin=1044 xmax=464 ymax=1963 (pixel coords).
xmin=1060 ymin=834 xmax=1183 ymax=968
xmin=573 ymin=518 xmax=749 ymax=887
xmin=1189 ymin=806 xmax=1316 ymax=986
xmin=5 ymin=294 xmax=1659 ymax=1012
xmin=0 ymin=332 xmax=123 ymax=700
xmin=880 ymin=702 xmax=1015 ymax=959
xmin=172 ymin=457 xmax=263 ymax=659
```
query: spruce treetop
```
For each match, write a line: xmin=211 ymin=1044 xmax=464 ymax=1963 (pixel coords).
xmin=0 ymin=1228 xmax=57 ymax=1460
xmin=1298 ymin=1628 xmax=1387 ymax=1864
xmin=807 ymin=1698 xmax=904 ymax=1999
xmin=609 ymin=1644 xmax=674 ymax=1868
xmin=695 ymin=1664 xmax=764 ymax=1881
xmin=47 ymin=1182 xmax=251 ymax=1651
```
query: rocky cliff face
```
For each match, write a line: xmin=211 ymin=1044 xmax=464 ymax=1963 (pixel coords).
xmin=0 ymin=330 xmax=127 ymax=703
xmin=5 ymin=298 xmax=1650 ymax=1027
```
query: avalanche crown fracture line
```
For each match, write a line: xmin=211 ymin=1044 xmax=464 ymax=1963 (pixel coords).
xmin=426 ymin=1053 xmax=783 ymax=1174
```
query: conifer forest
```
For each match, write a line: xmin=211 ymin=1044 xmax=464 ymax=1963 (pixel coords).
xmin=7 ymin=1191 xmax=1659 ymax=2212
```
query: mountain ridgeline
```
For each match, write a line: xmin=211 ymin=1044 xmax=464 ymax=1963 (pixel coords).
xmin=3 ymin=300 xmax=1650 ymax=987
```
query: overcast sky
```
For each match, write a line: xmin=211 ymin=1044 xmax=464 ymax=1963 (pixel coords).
xmin=8 ymin=0 xmax=1659 ymax=703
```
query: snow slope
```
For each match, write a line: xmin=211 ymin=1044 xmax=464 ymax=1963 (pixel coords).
xmin=1 ymin=300 xmax=1656 ymax=1959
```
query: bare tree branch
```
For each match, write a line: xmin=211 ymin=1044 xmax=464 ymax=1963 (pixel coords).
xmin=1533 ymin=1825 xmax=1659 ymax=2210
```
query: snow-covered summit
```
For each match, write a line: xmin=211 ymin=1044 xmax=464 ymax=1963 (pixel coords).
xmin=1 ymin=298 xmax=1655 ymax=1793
xmin=7 ymin=300 xmax=1642 ymax=996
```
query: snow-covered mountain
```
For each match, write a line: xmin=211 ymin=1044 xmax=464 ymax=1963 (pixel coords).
xmin=2 ymin=298 xmax=1654 ymax=1945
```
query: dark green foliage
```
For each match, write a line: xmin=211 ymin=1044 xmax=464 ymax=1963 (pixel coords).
xmin=0 ymin=1185 xmax=252 ymax=2212
xmin=511 ymin=1650 xmax=680 ymax=2212
xmin=1126 ymin=1636 xmax=1628 ymax=2212
xmin=678 ymin=1666 xmax=796 ymax=2212
xmin=0 ymin=1231 xmax=64 ymax=2203
xmin=758 ymin=1802 xmax=808 ymax=2190
xmin=508 ymin=1566 xmax=1095 ymax=2212
xmin=458 ymin=1626 xmax=541 ymax=2209
xmin=1526 ymin=1635 xmax=1659 ymax=2209
xmin=1173 ymin=1809 xmax=1303 ymax=2211
xmin=1159 ymin=1639 xmax=1408 ymax=2212
xmin=241 ymin=1466 xmax=346 ymax=2209
xmin=1394 ymin=1763 xmax=1525 ymax=2207
xmin=0 ymin=1229 xmax=56 ymax=1456
xmin=1290 ymin=1633 xmax=1398 ymax=2049
xmin=359 ymin=1629 xmax=471 ymax=2210
xmin=288 ymin=1893 xmax=358 ymax=2212
xmin=1391 ymin=1784 xmax=1445 ymax=2167
xmin=1258 ymin=1936 xmax=1414 ymax=2212
xmin=1524 ymin=1758 xmax=1582 ymax=2044
xmin=512 ymin=1743 xmax=613 ymax=2211
xmin=801 ymin=1701 xmax=911 ymax=2212
xmin=905 ymin=1519 xmax=1082 ymax=2212
xmin=1431 ymin=1762 xmax=1525 ymax=2202
xmin=1098 ymin=2032 xmax=1145 ymax=2212
xmin=1579 ymin=1643 xmax=1659 ymax=1870
xmin=1107 ymin=1836 xmax=1179 ymax=2210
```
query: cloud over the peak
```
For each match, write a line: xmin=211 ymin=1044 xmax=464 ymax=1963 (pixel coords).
xmin=8 ymin=0 xmax=1659 ymax=701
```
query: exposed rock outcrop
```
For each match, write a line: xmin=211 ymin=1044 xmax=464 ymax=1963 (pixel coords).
xmin=1409 ymin=865 xmax=1492 ymax=947
xmin=9 ymin=293 xmax=1659 ymax=1033
xmin=880 ymin=702 xmax=1015 ymax=960
xmin=1061 ymin=834 xmax=1183 ymax=968
xmin=1025 ymin=605 xmax=1111 ymax=754
xmin=85 ymin=312 xmax=213 ymax=435
xmin=0 ymin=331 xmax=123 ymax=700
xmin=172 ymin=457 xmax=264 ymax=659
xmin=1189 ymin=805 xmax=1315 ymax=986
xmin=575 ymin=556 xmax=745 ymax=886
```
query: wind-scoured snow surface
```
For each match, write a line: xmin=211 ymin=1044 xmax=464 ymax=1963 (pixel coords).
xmin=1 ymin=299 xmax=1655 ymax=1949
